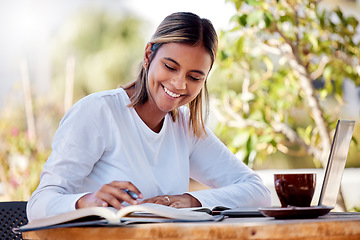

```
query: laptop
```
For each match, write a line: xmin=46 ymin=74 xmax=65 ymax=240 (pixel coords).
xmin=221 ymin=119 xmax=355 ymax=217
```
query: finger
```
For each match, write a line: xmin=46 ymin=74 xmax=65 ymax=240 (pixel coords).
xmin=162 ymin=196 xmax=171 ymax=206
xmin=141 ymin=196 xmax=164 ymax=204
xmin=170 ymin=202 xmax=180 ymax=208
xmin=109 ymin=181 xmax=142 ymax=198
xmin=119 ymin=191 xmax=140 ymax=205
xmin=141 ymin=198 xmax=157 ymax=204
xmin=154 ymin=198 xmax=164 ymax=205
xmin=109 ymin=181 xmax=143 ymax=199
xmin=140 ymin=199 xmax=147 ymax=204
xmin=143 ymin=196 xmax=171 ymax=206
xmin=96 ymin=191 xmax=126 ymax=210
xmin=94 ymin=198 xmax=108 ymax=207
xmin=76 ymin=193 xmax=108 ymax=209
xmin=98 ymin=184 xmax=138 ymax=207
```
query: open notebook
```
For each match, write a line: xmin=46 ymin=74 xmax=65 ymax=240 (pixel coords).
xmin=221 ymin=119 xmax=355 ymax=217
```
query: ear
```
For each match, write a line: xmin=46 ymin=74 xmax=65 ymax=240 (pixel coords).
xmin=143 ymin=42 xmax=152 ymax=67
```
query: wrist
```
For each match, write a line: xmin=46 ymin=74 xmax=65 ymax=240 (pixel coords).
xmin=184 ymin=193 xmax=201 ymax=207
xmin=76 ymin=193 xmax=91 ymax=209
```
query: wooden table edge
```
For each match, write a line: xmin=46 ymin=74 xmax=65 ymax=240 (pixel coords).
xmin=22 ymin=216 xmax=360 ymax=240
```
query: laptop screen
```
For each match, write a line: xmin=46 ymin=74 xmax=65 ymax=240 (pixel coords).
xmin=318 ymin=119 xmax=355 ymax=207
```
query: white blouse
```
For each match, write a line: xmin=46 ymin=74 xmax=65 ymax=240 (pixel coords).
xmin=27 ymin=88 xmax=271 ymax=221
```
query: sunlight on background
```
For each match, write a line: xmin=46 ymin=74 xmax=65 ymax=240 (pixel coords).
xmin=0 ymin=0 xmax=359 ymax=211
xmin=0 ymin=0 xmax=235 ymax=109
xmin=0 ymin=0 xmax=236 ymax=201
xmin=123 ymin=0 xmax=236 ymax=37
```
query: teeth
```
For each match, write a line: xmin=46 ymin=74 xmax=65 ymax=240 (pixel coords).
xmin=164 ymin=86 xmax=181 ymax=98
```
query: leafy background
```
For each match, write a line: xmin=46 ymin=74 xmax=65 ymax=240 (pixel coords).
xmin=0 ymin=0 xmax=359 ymax=210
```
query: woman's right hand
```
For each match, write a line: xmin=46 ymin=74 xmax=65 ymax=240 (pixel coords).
xmin=75 ymin=181 xmax=143 ymax=210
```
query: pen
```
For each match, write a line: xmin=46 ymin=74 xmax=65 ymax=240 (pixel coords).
xmin=123 ymin=189 xmax=138 ymax=200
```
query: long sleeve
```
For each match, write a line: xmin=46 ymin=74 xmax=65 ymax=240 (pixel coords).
xmin=26 ymin=95 xmax=109 ymax=220
xmin=27 ymin=89 xmax=191 ymax=221
xmin=27 ymin=88 xmax=271 ymax=221
xmin=188 ymin=127 xmax=271 ymax=208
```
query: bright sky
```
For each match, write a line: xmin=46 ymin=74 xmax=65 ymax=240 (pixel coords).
xmin=123 ymin=0 xmax=236 ymax=38
xmin=0 ymin=0 xmax=236 ymax=110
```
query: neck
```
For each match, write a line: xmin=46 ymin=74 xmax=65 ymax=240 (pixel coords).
xmin=134 ymin=102 xmax=166 ymax=133
xmin=125 ymin=88 xmax=166 ymax=133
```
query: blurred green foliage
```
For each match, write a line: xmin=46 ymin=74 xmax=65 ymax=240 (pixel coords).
xmin=52 ymin=9 xmax=145 ymax=101
xmin=2 ymin=2 xmax=360 ymax=202
xmin=0 ymin=100 xmax=53 ymax=200
xmin=210 ymin=0 xmax=359 ymax=168
xmin=0 ymin=9 xmax=145 ymax=200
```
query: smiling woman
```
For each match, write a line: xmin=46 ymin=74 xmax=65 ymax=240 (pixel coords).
xmin=124 ymin=12 xmax=218 ymax=137
xmin=26 ymin=12 xmax=271 ymax=221
xmin=132 ymin=42 xmax=211 ymax=134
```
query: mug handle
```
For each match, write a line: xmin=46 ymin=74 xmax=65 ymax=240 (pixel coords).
xmin=275 ymin=178 xmax=288 ymax=207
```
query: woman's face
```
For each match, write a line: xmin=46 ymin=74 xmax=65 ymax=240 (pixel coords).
xmin=145 ymin=42 xmax=212 ymax=114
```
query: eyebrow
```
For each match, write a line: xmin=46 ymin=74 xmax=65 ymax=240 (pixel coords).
xmin=164 ymin=57 xmax=206 ymax=76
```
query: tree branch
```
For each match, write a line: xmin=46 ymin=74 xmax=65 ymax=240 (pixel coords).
xmin=218 ymin=96 xmax=322 ymax=161
xmin=274 ymin=23 xmax=332 ymax=167
xmin=310 ymin=56 xmax=330 ymax=80
xmin=270 ymin=121 xmax=322 ymax=160
xmin=287 ymin=57 xmax=331 ymax=166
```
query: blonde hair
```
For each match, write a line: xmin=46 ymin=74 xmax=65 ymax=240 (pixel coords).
xmin=124 ymin=12 xmax=218 ymax=138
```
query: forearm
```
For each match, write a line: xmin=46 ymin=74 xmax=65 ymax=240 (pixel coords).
xmin=27 ymin=187 xmax=88 ymax=221
xmin=188 ymin=177 xmax=271 ymax=208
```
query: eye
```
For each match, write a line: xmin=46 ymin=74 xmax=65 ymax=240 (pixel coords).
xmin=188 ymin=75 xmax=201 ymax=81
xmin=164 ymin=63 xmax=176 ymax=71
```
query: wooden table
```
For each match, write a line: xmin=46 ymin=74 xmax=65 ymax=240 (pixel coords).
xmin=22 ymin=214 xmax=360 ymax=240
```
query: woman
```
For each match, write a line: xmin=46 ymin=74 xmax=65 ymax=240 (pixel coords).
xmin=27 ymin=12 xmax=271 ymax=220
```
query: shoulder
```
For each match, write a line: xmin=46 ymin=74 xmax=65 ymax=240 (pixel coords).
xmin=79 ymin=88 xmax=127 ymax=105
xmin=61 ymin=88 xmax=128 ymax=124
xmin=72 ymin=88 xmax=128 ymax=112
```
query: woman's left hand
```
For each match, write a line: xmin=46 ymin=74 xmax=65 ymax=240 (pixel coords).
xmin=141 ymin=193 xmax=201 ymax=208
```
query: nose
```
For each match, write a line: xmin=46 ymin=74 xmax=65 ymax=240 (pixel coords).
xmin=171 ymin=75 xmax=186 ymax=90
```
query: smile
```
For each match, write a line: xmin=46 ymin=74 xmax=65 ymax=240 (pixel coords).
xmin=163 ymin=86 xmax=181 ymax=98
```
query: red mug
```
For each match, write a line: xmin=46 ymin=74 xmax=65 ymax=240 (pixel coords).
xmin=274 ymin=173 xmax=316 ymax=207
